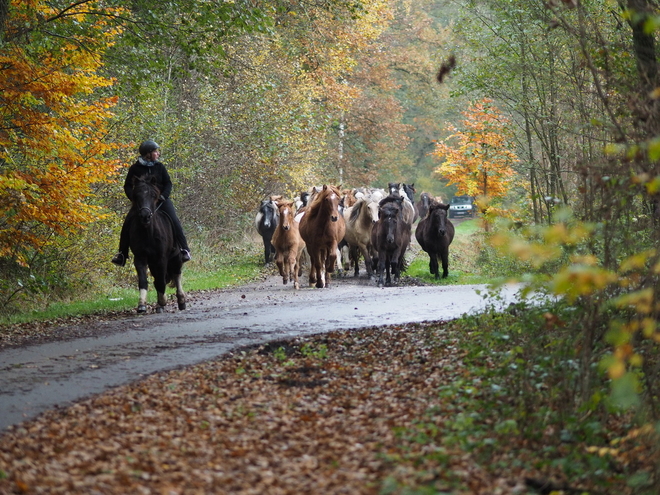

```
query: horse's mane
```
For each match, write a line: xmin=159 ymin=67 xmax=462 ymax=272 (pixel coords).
xmin=348 ymin=198 xmax=365 ymax=224
xmin=306 ymin=185 xmax=341 ymax=216
xmin=132 ymin=174 xmax=161 ymax=199
xmin=379 ymin=195 xmax=403 ymax=208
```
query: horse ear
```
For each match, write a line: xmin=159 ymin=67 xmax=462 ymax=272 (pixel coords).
xmin=441 ymin=203 xmax=450 ymax=211
xmin=323 ymin=184 xmax=329 ymax=191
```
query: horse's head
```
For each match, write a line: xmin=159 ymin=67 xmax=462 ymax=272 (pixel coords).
xmin=429 ymin=202 xmax=450 ymax=236
xmin=132 ymin=175 xmax=161 ymax=226
xmin=277 ymin=200 xmax=295 ymax=231
xmin=322 ymin=185 xmax=341 ymax=222
xmin=378 ymin=196 xmax=404 ymax=244
xmin=258 ymin=199 xmax=278 ymax=229
xmin=388 ymin=182 xmax=400 ymax=196
xmin=366 ymin=199 xmax=379 ymax=224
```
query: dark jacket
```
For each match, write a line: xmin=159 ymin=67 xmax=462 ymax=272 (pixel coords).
xmin=124 ymin=158 xmax=173 ymax=201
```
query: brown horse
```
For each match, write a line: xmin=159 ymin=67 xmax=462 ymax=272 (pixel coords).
xmin=272 ymin=200 xmax=306 ymax=290
xmin=415 ymin=201 xmax=455 ymax=279
xmin=299 ymin=184 xmax=346 ymax=288
xmin=371 ymin=195 xmax=411 ymax=287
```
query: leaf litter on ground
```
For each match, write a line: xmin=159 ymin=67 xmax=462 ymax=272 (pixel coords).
xmin=0 ymin=320 xmax=657 ymax=494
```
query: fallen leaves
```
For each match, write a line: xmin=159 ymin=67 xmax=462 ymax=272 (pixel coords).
xmin=0 ymin=322 xmax=656 ymax=494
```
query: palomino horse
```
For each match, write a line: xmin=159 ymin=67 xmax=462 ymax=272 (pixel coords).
xmin=255 ymin=197 xmax=279 ymax=264
xmin=415 ymin=201 xmax=455 ymax=279
xmin=342 ymin=196 xmax=379 ymax=277
xmin=299 ymin=184 xmax=346 ymax=288
xmin=128 ymin=175 xmax=186 ymax=313
xmin=272 ymin=200 xmax=306 ymax=290
xmin=371 ymin=195 xmax=411 ymax=287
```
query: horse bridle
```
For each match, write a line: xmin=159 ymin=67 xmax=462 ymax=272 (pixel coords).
xmin=139 ymin=198 xmax=164 ymax=220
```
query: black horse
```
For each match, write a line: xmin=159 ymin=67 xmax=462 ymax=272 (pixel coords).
xmin=255 ymin=199 xmax=279 ymax=264
xmin=371 ymin=195 xmax=410 ymax=287
xmin=415 ymin=201 xmax=455 ymax=279
xmin=129 ymin=175 xmax=186 ymax=313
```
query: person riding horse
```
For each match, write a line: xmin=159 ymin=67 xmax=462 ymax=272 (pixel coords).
xmin=111 ymin=140 xmax=191 ymax=267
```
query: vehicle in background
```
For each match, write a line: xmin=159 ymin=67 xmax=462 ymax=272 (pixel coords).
xmin=448 ymin=195 xmax=476 ymax=219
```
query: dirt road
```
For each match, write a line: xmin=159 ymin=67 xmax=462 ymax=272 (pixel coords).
xmin=0 ymin=273 xmax=522 ymax=431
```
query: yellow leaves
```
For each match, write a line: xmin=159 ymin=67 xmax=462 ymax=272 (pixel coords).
xmin=0 ymin=0 xmax=125 ymax=262
xmin=551 ymin=265 xmax=618 ymax=303
xmin=491 ymin=234 xmax=561 ymax=268
xmin=432 ymin=98 xmax=518 ymax=205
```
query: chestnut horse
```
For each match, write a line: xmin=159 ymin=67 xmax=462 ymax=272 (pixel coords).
xmin=129 ymin=175 xmax=186 ymax=313
xmin=299 ymin=184 xmax=346 ymax=288
xmin=272 ymin=200 xmax=306 ymax=290
xmin=415 ymin=201 xmax=455 ymax=279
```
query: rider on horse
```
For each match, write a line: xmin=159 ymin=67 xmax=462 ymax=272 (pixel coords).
xmin=111 ymin=140 xmax=192 ymax=267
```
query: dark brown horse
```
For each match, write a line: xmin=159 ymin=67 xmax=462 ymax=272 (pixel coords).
xmin=415 ymin=201 xmax=455 ymax=279
xmin=371 ymin=195 xmax=411 ymax=287
xmin=129 ymin=175 xmax=186 ymax=313
xmin=299 ymin=184 xmax=346 ymax=288
xmin=272 ymin=200 xmax=306 ymax=290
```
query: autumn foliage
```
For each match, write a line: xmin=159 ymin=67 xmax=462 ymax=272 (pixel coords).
xmin=432 ymin=98 xmax=518 ymax=209
xmin=0 ymin=1 xmax=124 ymax=265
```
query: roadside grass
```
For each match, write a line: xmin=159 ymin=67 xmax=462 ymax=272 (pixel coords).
xmin=0 ymin=245 xmax=268 ymax=327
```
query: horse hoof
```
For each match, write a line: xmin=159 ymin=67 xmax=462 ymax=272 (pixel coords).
xmin=156 ymin=306 xmax=164 ymax=314
xmin=137 ymin=305 xmax=147 ymax=313
xmin=178 ymin=302 xmax=186 ymax=310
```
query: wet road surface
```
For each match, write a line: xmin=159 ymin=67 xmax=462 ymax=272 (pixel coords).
xmin=0 ymin=275 xmax=522 ymax=431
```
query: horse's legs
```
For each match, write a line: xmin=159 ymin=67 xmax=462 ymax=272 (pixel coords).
xmin=135 ymin=260 xmax=149 ymax=313
xmin=153 ymin=270 xmax=168 ymax=312
xmin=275 ymin=253 xmax=286 ymax=284
xmin=286 ymin=251 xmax=298 ymax=288
xmin=385 ymin=254 xmax=392 ymax=286
xmin=376 ymin=253 xmax=386 ymax=287
xmin=440 ymin=245 xmax=449 ymax=278
xmin=262 ymin=238 xmax=271 ymax=265
xmin=325 ymin=246 xmax=339 ymax=288
xmin=281 ymin=253 xmax=290 ymax=285
xmin=307 ymin=250 xmax=318 ymax=287
xmin=429 ymin=252 xmax=439 ymax=279
xmin=173 ymin=272 xmax=186 ymax=310
xmin=359 ymin=243 xmax=373 ymax=277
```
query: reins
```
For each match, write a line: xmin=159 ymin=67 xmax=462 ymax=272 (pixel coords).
xmin=137 ymin=191 xmax=164 ymax=220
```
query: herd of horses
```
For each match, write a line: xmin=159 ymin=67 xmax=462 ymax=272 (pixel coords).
xmin=123 ymin=176 xmax=455 ymax=313
xmin=256 ymin=182 xmax=455 ymax=290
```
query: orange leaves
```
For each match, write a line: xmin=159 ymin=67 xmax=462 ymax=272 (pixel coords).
xmin=433 ymin=98 xmax=518 ymax=203
xmin=0 ymin=0 xmax=125 ymax=263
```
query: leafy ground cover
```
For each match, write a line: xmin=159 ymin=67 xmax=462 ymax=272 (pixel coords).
xmin=1 ymin=298 xmax=657 ymax=494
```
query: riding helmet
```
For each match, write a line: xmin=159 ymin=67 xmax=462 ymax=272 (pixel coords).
xmin=139 ymin=140 xmax=160 ymax=156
